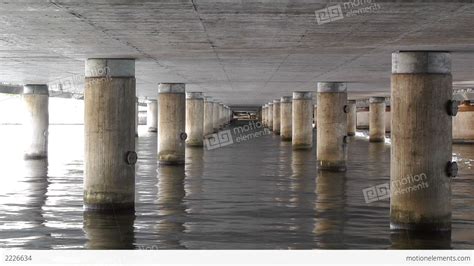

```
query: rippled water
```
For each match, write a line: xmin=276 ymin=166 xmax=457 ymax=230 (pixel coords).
xmin=0 ymin=122 xmax=473 ymax=249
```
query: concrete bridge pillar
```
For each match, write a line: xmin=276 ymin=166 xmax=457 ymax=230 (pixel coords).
xmin=369 ymin=97 xmax=386 ymax=142
xmin=273 ymin=99 xmax=281 ymax=135
xmin=203 ymin=97 xmax=214 ymax=136
xmin=280 ymin=96 xmax=292 ymax=141
xmin=22 ymin=84 xmax=49 ymax=159
xmin=212 ymin=101 xmax=220 ymax=133
xmin=453 ymin=101 xmax=474 ymax=143
xmin=158 ymin=83 xmax=186 ymax=165
xmin=292 ymin=91 xmax=313 ymax=150
xmin=268 ymin=102 xmax=274 ymax=131
xmin=135 ymin=97 xmax=139 ymax=137
xmin=347 ymin=100 xmax=357 ymax=136
xmin=186 ymin=92 xmax=204 ymax=146
xmin=146 ymin=99 xmax=158 ymax=132
xmin=262 ymin=105 xmax=267 ymax=127
xmin=84 ymin=58 xmax=136 ymax=212
xmin=313 ymin=105 xmax=317 ymax=129
xmin=316 ymin=82 xmax=347 ymax=171
xmin=391 ymin=51 xmax=453 ymax=231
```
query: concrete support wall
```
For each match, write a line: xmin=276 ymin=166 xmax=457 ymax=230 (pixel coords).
xmin=453 ymin=102 xmax=474 ymax=142
xmin=369 ymin=97 xmax=386 ymax=142
xmin=22 ymin=84 xmax=49 ymax=159
xmin=158 ymin=83 xmax=186 ymax=165
xmin=146 ymin=99 xmax=158 ymax=132
xmin=390 ymin=51 xmax=452 ymax=231
xmin=280 ymin=96 xmax=292 ymax=141
xmin=186 ymin=92 xmax=204 ymax=146
xmin=273 ymin=99 xmax=281 ymax=135
xmin=292 ymin=92 xmax=312 ymax=150
xmin=84 ymin=58 xmax=136 ymax=212
xmin=347 ymin=100 xmax=356 ymax=136
xmin=316 ymin=82 xmax=347 ymax=171
xmin=203 ymin=97 xmax=214 ymax=136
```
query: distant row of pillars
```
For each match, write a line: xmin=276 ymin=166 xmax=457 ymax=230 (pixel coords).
xmin=18 ymin=52 xmax=472 ymax=233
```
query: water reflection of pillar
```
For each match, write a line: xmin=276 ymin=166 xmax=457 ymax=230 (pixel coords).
xmin=313 ymin=171 xmax=346 ymax=249
xmin=23 ymin=159 xmax=49 ymax=248
xmin=367 ymin=141 xmax=389 ymax=175
xmin=390 ymin=230 xmax=451 ymax=249
xmin=156 ymin=165 xmax=187 ymax=249
xmin=185 ymin=147 xmax=204 ymax=213
xmin=83 ymin=212 xmax=136 ymax=249
xmin=290 ymin=150 xmax=317 ymax=249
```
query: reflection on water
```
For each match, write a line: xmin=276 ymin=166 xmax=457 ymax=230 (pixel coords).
xmin=0 ymin=124 xmax=473 ymax=249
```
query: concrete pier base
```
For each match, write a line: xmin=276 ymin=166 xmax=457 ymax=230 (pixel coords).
xmin=158 ymin=83 xmax=186 ymax=165
xmin=186 ymin=92 xmax=204 ymax=146
xmin=347 ymin=100 xmax=356 ymax=136
xmin=390 ymin=51 xmax=453 ymax=231
xmin=369 ymin=97 xmax=386 ymax=142
xmin=146 ymin=99 xmax=158 ymax=132
xmin=316 ymin=82 xmax=347 ymax=171
xmin=22 ymin=84 xmax=49 ymax=160
xmin=84 ymin=58 xmax=136 ymax=212
xmin=280 ymin=96 xmax=292 ymax=141
xmin=203 ymin=97 xmax=214 ymax=136
xmin=292 ymin=92 xmax=313 ymax=150
xmin=273 ymin=99 xmax=281 ymax=135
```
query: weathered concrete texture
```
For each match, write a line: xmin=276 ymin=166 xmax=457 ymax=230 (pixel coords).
xmin=263 ymin=105 xmax=267 ymax=127
xmin=369 ymin=97 xmax=386 ymax=142
xmin=212 ymin=101 xmax=219 ymax=133
xmin=390 ymin=51 xmax=452 ymax=231
xmin=356 ymin=109 xmax=369 ymax=129
xmin=203 ymin=97 xmax=214 ymax=136
xmin=385 ymin=108 xmax=392 ymax=133
xmin=316 ymin=82 xmax=347 ymax=171
xmin=272 ymin=99 xmax=281 ymax=135
xmin=22 ymin=84 xmax=49 ymax=159
xmin=135 ymin=97 xmax=139 ymax=137
xmin=292 ymin=92 xmax=312 ymax=150
xmin=84 ymin=58 xmax=136 ymax=212
xmin=280 ymin=96 xmax=292 ymax=141
xmin=267 ymin=103 xmax=274 ymax=131
xmin=158 ymin=83 xmax=186 ymax=165
xmin=453 ymin=101 xmax=474 ymax=142
xmin=185 ymin=92 xmax=204 ymax=146
xmin=146 ymin=99 xmax=158 ymax=132
xmin=347 ymin=100 xmax=357 ymax=136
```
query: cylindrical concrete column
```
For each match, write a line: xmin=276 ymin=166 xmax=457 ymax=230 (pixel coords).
xmin=347 ymin=100 xmax=357 ymax=136
xmin=84 ymin=58 xmax=136 ymax=212
xmin=263 ymin=105 xmax=267 ymax=127
xmin=268 ymin=102 xmax=274 ymax=131
xmin=158 ymin=83 xmax=186 ymax=165
xmin=212 ymin=101 xmax=220 ymax=132
xmin=369 ymin=97 xmax=386 ymax=142
xmin=313 ymin=105 xmax=317 ymax=129
xmin=391 ymin=51 xmax=453 ymax=231
xmin=135 ymin=97 xmax=139 ymax=137
xmin=280 ymin=96 xmax=292 ymax=141
xmin=273 ymin=99 xmax=281 ymax=135
xmin=218 ymin=103 xmax=224 ymax=128
xmin=292 ymin=92 xmax=313 ymax=150
xmin=316 ymin=82 xmax=347 ymax=171
xmin=146 ymin=99 xmax=158 ymax=132
xmin=185 ymin=92 xmax=204 ymax=146
xmin=203 ymin=97 xmax=214 ymax=136
xmin=22 ymin=84 xmax=49 ymax=159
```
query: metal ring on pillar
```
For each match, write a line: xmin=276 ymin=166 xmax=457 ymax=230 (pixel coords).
xmin=125 ymin=151 xmax=138 ymax=165
xmin=85 ymin=58 xmax=135 ymax=78
xmin=158 ymin=83 xmax=185 ymax=94
xmin=446 ymin=161 xmax=458 ymax=177
xmin=23 ymin=84 xmax=49 ymax=95
xmin=317 ymin=82 xmax=347 ymax=93
xmin=447 ymin=100 xmax=459 ymax=116
xmin=391 ymin=51 xmax=451 ymax=74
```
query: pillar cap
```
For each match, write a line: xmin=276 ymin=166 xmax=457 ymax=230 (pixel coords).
xmin=392 ymin=51 xmax=451 ymax=74
xmin=204 ymin=96 xmax=213 ymax=102
xmin=369 ymin=97 xmax=386 ymax=103
xmin=159 ymin=83 xmax=185 ymax=93
xmin=186 ymin=92 xmax=204 ymax=99
xmin=293 ymin=91 xmax=312 ymax=100
xmin=348 ymin=100 xmax=357 ymax=104
xmin=85 ymin=58 xmax=135 ymax=78
xmin=23 ymin=84 xmax=49 ymax=95
xmin=268 ymin=102 xmax=274 ymax=106
xmin=273 ymin=99 xmax=280 ymax=103
xmin=317 ymin=82 xmax=347 ymax=93
xmin=281 ymin=96 xmax=292 ymax=103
